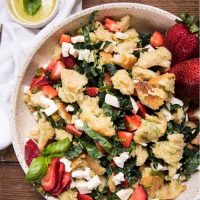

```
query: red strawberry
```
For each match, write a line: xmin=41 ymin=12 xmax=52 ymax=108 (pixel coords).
xmin=117 ymin=131 xmax=134 ymax=147
xmin=150 ymin=31 xmax=164 ymax=47
xmin=51 ymin=162 xmax=65 ymax=194
xmin=78 ymin=193 xmax=93 ymax=200
xmin=42 ymin=85 xmax=58 ymax=99
xmin=136 ymin=101 xmax=147 ymax=118
xmin=46 ymin=60 xmax=57 ymax=71
xmin=104 ymin=18 xmax=121 ymax=32
xmin=104 ymin=72 xmax=112 ymax=85
xmin=124 ymin=115 xmax=142 ymax=131
xmin=66 ymin=124 xmax=82 ymax=137
xmin=60 ymin=55 xmax=75 ymax=69
xmin=85 ymin=87 xmax=99 ymax=97
xmin=129 ymin=185 xmax=147 ymax=200
xmin=165 ymin=13 xmax=199 ymax=65
xmin=41 ymin=158 xmax=60 ymax=192
xmin=24 ymin=139 xmax=40 ymax=166
xmin=51 ymin=61 xmax=65 ymax=80
xmin=121 ymin=179 xmax=129 ymax=188
xmin=30 ymin=76 xmax=51 ymax=92
xmin=169 ymin=58 xmax=200 ymax=102
xmin=60 ymin=34 xmax=71 ymax=43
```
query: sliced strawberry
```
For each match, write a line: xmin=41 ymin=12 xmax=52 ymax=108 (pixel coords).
xmin=136 ymin=101 xmax=147 ymax=118
xmin=85 ymin=87 xmax=99 ymax=97
xmin=42 ymin=85 xmax=58 ymax=99
xmin=51 ymin=162 xmax=65 ymax=194
xmin=51 ymin=172 xmax=72 ymax=196
xmin=30 ymin=76 xmax=51 ymax=92
xmin=117 ymin=131 xmax=134 ymax=147
xmin=41 ymin=158 xmax=60 ymax=192
xmin=24 ymin=139 xmax=40 ymax=166
xmin=95 ymin=142 xmax=106 ymax=154
xmin=60 ymin=55 xmax=75 ymax=69
xmin=104 ymin=72 xmax=112 ymax=85
xmin=78 ymin=193 xmax=93 ymax=200
xmin=60 ymin=34 xmax=71 ymax=43
xmin=124 ymin=115 xmax=142 ymax=131
xmin=104 ymin=18 xmax=121 ymax=32
xmin=46 ymin=60 xmax=57 ymax=71
xmin=121 ymin=179 xmax=129 ymax=188
xmin=51 ymin=61 xmax=65 ymax=81
xmin=66 ymin=124 xmax=82 ymax=137
xmin=129 ymin=185 xmax=147 ymax=200
xmin=150 ymin=31 xmax=164 ymax=47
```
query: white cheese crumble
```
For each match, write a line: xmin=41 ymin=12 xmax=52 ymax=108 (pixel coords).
xmin=87 ymin=175 xmax=101 ymax=190
xmin=141 ymin=143 xmax=148 ymax=147
xmin=130 ymin=97 xmax=139 ymax=114
xmin=40 ymin=96 xmax=58 ymax=116
xmin=160 ymin=108 xmax=172 ymax=121
xmin=105 ymin=94 xmax=120 ymax=108
xmin=112 ymin=172 xmax=125 ymax=185
xmin=115 ymin=32 xmax=129 ymax=40
xmin=78 ymin=49 xmax=95 ymax=63
xmin=23 ymin=85 xmax=30 ymax=94
xmin=76 ymin=180 xmax=92 ymax=194
xmin=72 ymin=167 xmax=91 ymax=180
xmin=66 ymin=104 xmax=74 ymax=112
xmin=113 ymin=152 xmax=129 ymax=168
xmin=71 ymin=35 xmax=85 ymax=44
xmin=170 ymin=97 xmax=184 ymax=106
xmin=60 ymin=158 xmax=72 ymax=172
xmin=116 ymin=188 xmax=133 ymax=200
xmin=32 ymin=111 xmax=39 ymax=121
xmin=74 ymin=119 xmax=84 ymax=131
xmin=62 ymin=42 xmax=79 ymax=58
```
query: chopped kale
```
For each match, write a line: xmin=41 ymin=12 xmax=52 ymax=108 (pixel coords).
xmin=102 ymin=63 xmax=117 ymax=76
xmin=138 ymin=32 xmax=151 ymax=47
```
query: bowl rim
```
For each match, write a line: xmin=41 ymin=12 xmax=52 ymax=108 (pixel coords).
xmin=10 ymin=1 xmax=180 ymax=197
xmin=6 ymin=0 xmax=59 ymax=28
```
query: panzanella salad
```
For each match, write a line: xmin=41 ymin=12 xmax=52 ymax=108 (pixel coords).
xmin=23 ymin=12 xmax=199 ymax=200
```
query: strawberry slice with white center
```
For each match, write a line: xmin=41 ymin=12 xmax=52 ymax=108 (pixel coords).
xmin=41 ymin=158 xmax=60 ymax=192
xmin=42 ymin=85 xmax=58 ymax=99
xmin=51 ymin=61 xmax=65 ymax=80
xmin=24 ymin=139 xmax=40 ymax=166
xmin=124 ymin=115 xmax=142 ymax=132
xmin=117 ymin=131 xmax=134 ymax=147
xmin=129 ymin=185 xmax=147 ymax=200
xmin=66 ymin=124 xmax=82 ymax=137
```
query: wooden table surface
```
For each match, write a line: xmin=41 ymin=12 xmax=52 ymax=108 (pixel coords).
xmin=0 ymin=0 xmax=198 ymax=199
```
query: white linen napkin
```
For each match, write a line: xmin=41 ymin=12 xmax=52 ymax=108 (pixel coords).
xmin=0 ymin=0 xmax=82 ymax=150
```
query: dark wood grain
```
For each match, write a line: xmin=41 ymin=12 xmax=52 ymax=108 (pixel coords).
xmin=0 ymin=0 xmax=199 ymax=199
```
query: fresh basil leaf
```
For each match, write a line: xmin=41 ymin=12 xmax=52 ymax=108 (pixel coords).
xmin=43 ymin=138 xmax=70 ymax=157
xmin=23 ymin=0 xmax=41 ymax=16
xmin=65 ymin=143 xmax=83 ymax=160
xmin=83 ymin=123 xmax=112 ymax=152
xmin=26 ymin=156 xmax=48 ymax=182
xmin=79 ymin=136 xmax=103 ymax=159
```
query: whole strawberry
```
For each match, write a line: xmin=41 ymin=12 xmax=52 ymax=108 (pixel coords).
xmin=169 ymin=58 xmax=200 ymax=102
xmin=165 ymin=13 xmax=199 ymax=65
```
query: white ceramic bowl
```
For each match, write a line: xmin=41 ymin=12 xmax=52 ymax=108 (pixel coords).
xmin=6 ymin=0 xmax=59 ymax=29
xmin=10 ymin=3 xmax=200 ymax=200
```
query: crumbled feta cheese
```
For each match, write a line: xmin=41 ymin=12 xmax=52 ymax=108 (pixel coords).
xmin=60 ymin=158 xmax=72 ymax=172
xmin=115 ymin=32 xmax=129 ymax=40
xmin=40 ymin=96 xmax=58 ymax=116
xmin=112 ymin=172 xmax=125 ymax=185
xmin=133 ymin=79 xmax=139 ymax=84
xmin=72 ymin=167 xmax=91 ymax=180
xmin=74 ymin=119 xmax=84 ymax=131
xmin=150 ymin=163 xmax=168 ymax=171
xmin=62 ymin=42 xmax=72 ymax=57
xmin=173 ymin=174 xmax=180 ymax=180
xmin=71 ymin=35 xmax=85 ymax=44
xmin=78 ymin=49 xmax=95 ymax=63
xmin=23 ymin=85 xmax=30 ymax=94
xmin=160 ymin=108 xmax=172 ymax=121
xmin=170 ymin=97 xmax=183 ymax=106
xmin=87 ymin=175 xmax=101 ymax=190
xmin=145 ymin=44 xmax=155 ymax=52
xmin=130 ymin=97 xmax=139 ymax=114
xmin=70 ymin=179 xmax=76 ymax=189
xmin=105 ymin=94 xmax=120 ymax=108
xmin=116 ymin=188 xmax=133 ymax=200
xmin=32 ymin=111 xmax=39 ymax=121
xmin=141 ymin=143 xmax=147 ymax=147
xmin=69 ymin=46 xmax=79 ymax=58
xmin=88 ymin=50 xmax=95 ymax=63
xmin=66 ymin=104 xmax=74 ymax=112
xmin=76 ymin=180 xmax=91 ymax=194
xmin=113 ymin=152 xmax=129 ymax=168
